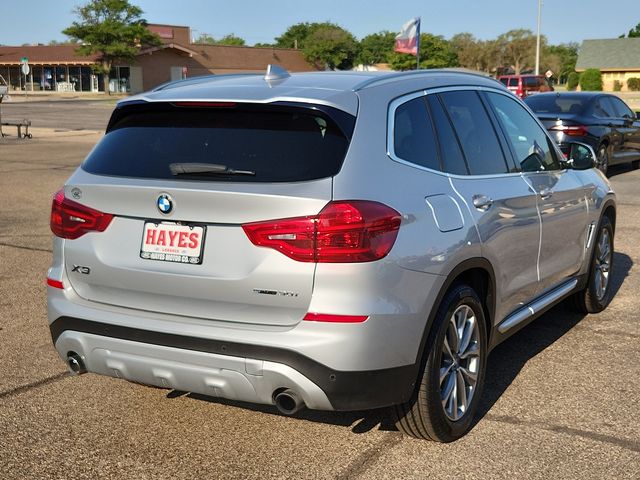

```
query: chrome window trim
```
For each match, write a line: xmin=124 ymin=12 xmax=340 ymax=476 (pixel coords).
xmin=387 ymin=86 xmax=528 ymax=179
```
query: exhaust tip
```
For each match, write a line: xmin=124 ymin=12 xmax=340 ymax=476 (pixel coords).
xmin=67 ymin=353 xmax=87 ymax=375
xmin=274 ymin=389 xmax=305 ymax=415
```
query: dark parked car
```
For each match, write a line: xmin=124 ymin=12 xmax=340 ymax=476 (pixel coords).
xmin=525 ymin=92 xmax=640 ymax=175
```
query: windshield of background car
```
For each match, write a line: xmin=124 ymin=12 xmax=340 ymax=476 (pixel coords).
xmin=82 ymin=103 xmax=352 ymax=182
xmin=524 ymin=95 xmax=587 ymax=115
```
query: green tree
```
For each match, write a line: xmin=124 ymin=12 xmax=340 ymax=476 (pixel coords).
xmin=357 ymin=31 xmax=396 ymax=65
xmin=495 ymin=29 xmax=539 ymax=75
xmin=567 ymin=71 xmax=580 ymax=91
xmin=301 ymin=25 xmax=359 ymax=70
xmin=622 ymin=22 xmax=640 ymax=37
xmin=48 ymin=39 xmax=79 ymax=46
xmin=450 ymin=33 xmax=492 ymax=72
xmin=543 ymin=43 xmax=578 ymax=83
xmin=389 ymin=33 xmax=458 ymax=71
xmin=63 ymin=0 xmax=160 ymax=94
xmin=580 ymin=68 xmax=603 ymax=91
xmin=216 ymin=34 xmax=245 ymax=46
xmin=275 ymin=22 xmax=320 ymax=49
xmin=194 ymin=33 xmax=216 ymax=44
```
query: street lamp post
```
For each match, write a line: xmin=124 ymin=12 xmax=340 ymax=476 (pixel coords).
xmin=535 ymin=0 xmax=542 ymax=75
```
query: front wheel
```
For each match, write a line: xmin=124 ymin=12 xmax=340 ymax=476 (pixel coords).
xmin=596 ymin=144 xmax=610 ymax=176
xmin=394 ymin=284 xmax=487 ymax=442
xmin=572 ymin=216 xmax=614 ymax=313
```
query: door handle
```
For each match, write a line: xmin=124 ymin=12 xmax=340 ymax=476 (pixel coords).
xmin=472 ymin=194 xmax=493 ymax=211
xmin=539 ymin=187 xmax=553 ymax=199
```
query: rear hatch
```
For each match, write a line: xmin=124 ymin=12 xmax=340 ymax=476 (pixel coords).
xmin=62 ymin=101 xmax=354 ymax=327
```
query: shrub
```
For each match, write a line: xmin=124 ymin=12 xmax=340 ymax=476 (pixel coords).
xmin=579 ymin=69 xmax=603 ymax=91
xmin=567 ymin=72 xmax=580 ymax=91
xmin=613 ymin=80 xmax=622 ymax=91
xmin=628 ymin=77 xmax=640 ymax=91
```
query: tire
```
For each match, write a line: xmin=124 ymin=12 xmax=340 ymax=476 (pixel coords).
xmin=632 ymin=159 xmax=640 ymax=170
xmin=596 ymin=144 xmax=610 ymax=176
xmin=572 ymin=215 xmax=614 ymax=313
xmin=394 ymin=284 xmax=487 ymax=442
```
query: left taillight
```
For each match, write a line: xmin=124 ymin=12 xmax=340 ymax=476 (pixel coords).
xmin=50 ymin=189 xmax=113 ymax=239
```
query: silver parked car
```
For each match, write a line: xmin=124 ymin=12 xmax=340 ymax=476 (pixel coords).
xmin=47 ymin=67 xmax=616 ymax=442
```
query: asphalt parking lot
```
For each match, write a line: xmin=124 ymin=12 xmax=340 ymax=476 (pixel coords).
xmin=1 ymin=100 xmax=639 ymax=479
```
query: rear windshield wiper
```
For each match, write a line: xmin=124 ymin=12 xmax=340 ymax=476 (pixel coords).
xmin=169 ymin=163 xmax=256 ymax=176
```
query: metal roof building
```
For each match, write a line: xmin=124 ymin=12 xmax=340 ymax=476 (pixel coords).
xmin=576 ymin=38 xmax=640 ymax=91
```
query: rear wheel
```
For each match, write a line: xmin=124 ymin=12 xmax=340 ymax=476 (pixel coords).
xmin=597 ymin=144 xmax=610 ymax=176
xmin=394 ymin=284 xmax=487 ymax=442
xmin=632 ymin=159 xmax=640 ymax=169
xmin=572 ymin=216 xmax=614 ymax=313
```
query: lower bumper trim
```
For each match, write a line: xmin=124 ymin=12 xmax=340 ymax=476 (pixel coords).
xmin=50 ymin=316 xmax=418 ymax=411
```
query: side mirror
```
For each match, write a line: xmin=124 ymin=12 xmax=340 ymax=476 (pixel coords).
xmin=565 ymin=142 xmax=597 ymax=170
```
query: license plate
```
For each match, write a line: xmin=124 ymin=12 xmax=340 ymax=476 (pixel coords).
xmin=140 ymin=221 xmax=206 ymax=264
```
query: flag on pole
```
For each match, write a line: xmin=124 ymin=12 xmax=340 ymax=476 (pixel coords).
xmin=394 ymin=17 xmax=420 ymax=56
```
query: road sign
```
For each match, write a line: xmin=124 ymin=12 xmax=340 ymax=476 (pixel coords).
xmin=21 ymin=57 xmax=28 ymax=63
xmin=21 ymin=63 xmax=30 ymax=76
xmin=545 ymin=69 xmax=553 ymax=78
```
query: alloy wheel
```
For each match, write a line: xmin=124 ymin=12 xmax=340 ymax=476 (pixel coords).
xmin=597 ymin=146 xmax=608 ymax=175
xmin=594 ymin=228 xmax=612 ymax=300
xmin=440 ymin=304 xmax=481 ymax=421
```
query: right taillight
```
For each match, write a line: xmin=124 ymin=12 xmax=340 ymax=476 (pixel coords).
xmin=242 ymin=200 xmax=401 ymax=263
xmin=50 ymin=189 xmax=113 ymax=239
xmin=549 ymin=125 xmax=588 ymax=137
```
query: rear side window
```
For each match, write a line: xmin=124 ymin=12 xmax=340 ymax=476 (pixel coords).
xmin=609 ymin=96 xmax=635 ymax=118
xmin=523 ymin=76 xmax=543 ymax=87
xmin=508 ymin=78 xmax=519 ymax=87
xmin=486 ymin=92 xmax=560 ymax=172
xmin=439 ymin=91 xmax=509 ymax=175
xmin=82 ymin=104 xmax=351 ymax=182
xmin=499 ymin=78 xmax=509 ymax=86
xmin=392 ymin=96 xmax=440 ymax=171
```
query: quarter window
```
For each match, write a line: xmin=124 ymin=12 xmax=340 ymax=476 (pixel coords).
xmin=392 ymin=96 xmax=440 ymax=171
xmin=485 ymin=92 xmax=560 ymax=172
xmin=426 ymin=95 xmax=468 ymax=175
xmin=439 ymin=91 xmax=509 ymax=175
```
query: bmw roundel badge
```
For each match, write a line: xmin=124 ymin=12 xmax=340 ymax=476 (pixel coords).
xmin=157 ymin=193 xmax=173 ymax=214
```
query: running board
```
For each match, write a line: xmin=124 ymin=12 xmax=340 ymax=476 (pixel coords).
xmin=498 ymin=278 xmax=578 ymax=334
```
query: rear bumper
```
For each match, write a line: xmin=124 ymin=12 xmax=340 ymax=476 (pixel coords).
xmin=49 ymin=316 xmax=417 ymax=411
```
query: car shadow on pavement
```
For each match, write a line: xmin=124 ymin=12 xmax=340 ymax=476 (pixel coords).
xmin=607 ymin=163 xmax=636 ymax=178
xmin=472 ymin=250 xmax=632 ymax=428
xmin=183 ymin=251 xmax=632 ymax=436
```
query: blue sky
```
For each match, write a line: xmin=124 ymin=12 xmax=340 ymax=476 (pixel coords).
xmin=1 ymin=0 xmax=639 ymax=46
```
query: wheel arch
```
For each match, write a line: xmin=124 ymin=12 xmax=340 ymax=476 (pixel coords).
xmin=414 ymin=258 xmax=497 ymax=368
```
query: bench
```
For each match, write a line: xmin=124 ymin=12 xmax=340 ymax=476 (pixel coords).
xmin=1 ymin=119 xmax=32 ymax=139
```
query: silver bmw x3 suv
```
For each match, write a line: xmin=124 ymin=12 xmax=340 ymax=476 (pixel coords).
xmin=47 ymin=67 xmax=616 ymax=442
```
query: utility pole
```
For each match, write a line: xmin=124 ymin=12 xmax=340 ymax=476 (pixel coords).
xmin=535 ymin=0 xmax=542 ymax=75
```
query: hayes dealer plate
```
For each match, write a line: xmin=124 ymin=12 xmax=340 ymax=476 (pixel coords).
xmin=140 ymin=221 xmax=206 ymax=264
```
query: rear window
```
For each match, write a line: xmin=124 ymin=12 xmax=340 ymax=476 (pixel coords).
xmin=508 ymin=78 xmax=519 ymax=87
xmin=82 ymin=103 xmax=352 ymax=182
xmin=525 ymin=95 xmax=587 ymax=114
xmin=499 ymin=78 xmax=509 ymax=86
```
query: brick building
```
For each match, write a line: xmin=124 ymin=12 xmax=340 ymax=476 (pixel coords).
xmin=0 ymin=24 xmax=317 ymax=94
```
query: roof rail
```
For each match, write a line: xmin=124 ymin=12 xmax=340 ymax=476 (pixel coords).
xmin=352 ymin=68 xmax=498 ymax=91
